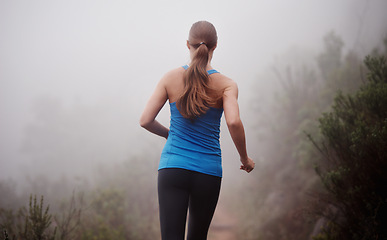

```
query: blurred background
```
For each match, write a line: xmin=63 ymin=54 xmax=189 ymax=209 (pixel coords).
xmin=1 ymin=0 xmax=386 ymax=239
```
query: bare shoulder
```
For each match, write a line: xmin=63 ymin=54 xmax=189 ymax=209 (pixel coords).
xmin=160 ymin=67 xmax=185 ymax=83
xmin=160 ymin=67 xmax=185 ymax=102
xmin=213 ymin=73 xmax=238 ymax=92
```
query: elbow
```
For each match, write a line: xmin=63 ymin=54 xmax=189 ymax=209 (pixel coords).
xmin=139 ymin=117 xmax=150 ymax=129
xmin=139 ymin=121 xmax=147 ymax=129
xmin=226 ymin=117 xmax=242 ymax=130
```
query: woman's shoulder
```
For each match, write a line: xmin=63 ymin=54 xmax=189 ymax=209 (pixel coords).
xmin=160 ymin=67 xmax=186 ymax=102
xmin=211 ymin=72 xmax=237 ymax=90
xmin=163 ymin=66 xmax=185 ymax=78
xmin=159 ymin=67 xmax=185 ymax=84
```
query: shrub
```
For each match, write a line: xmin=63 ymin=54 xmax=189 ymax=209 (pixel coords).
xmin=312 ymin=55 xmax=387 ymax=240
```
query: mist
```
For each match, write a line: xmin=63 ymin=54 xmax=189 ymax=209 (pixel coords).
xmin=1 ymin=0 xmax=387 ymax=239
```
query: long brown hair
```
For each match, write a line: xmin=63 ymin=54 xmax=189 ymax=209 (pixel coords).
xmin=177 ymin=21 xmax=219 ymax=120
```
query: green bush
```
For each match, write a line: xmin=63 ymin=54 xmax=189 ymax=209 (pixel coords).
xmin=312 ymin=55 xmax=387 ymax=240
xmin=0 ymin=195 xmax=57 ymax=240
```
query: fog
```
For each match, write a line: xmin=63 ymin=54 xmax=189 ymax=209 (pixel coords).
xmin=1 ymin=0 xmax=386 ymax=207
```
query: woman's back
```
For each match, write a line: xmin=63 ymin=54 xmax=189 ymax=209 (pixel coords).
xmin=162 ymin=65 xmax=233 ymax=109
xmin=159 ymin=66 xmax=226 ymax=177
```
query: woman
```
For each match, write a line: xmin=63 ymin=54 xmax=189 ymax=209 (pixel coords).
xmin=140 ymin=20 xmax=255 ymax=240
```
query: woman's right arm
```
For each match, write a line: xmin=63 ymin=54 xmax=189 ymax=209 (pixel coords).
xmin=139 ymin=77 xmax=169 ymax=139
xmin=223 ymin=80 xmax=255 ymax=173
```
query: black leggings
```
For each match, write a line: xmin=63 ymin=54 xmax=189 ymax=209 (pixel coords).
xmin=158 ymin=168 xmax=222 ymax=240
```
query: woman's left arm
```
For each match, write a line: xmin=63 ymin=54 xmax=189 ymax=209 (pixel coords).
xmin=139 ymin=78 xmax=169 ymax=139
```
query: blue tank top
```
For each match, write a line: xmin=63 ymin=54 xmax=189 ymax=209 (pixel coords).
xmin=158 ymin=66 xmax=223 ymax=177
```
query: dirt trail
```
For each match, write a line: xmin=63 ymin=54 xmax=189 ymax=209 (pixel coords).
xmin=208 ymin=201 xmax=238 ymax=240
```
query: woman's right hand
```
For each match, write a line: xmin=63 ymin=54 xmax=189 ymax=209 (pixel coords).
xmin=240 ymin=157 xmax=255 ymax=173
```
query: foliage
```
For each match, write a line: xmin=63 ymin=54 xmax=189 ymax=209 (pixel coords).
xmin=311 ymin=55 xmax=387 ymax=240
xmin=79 ymin=188 xmax=127 ymax=240
xmin=1 ymin=195 xmax=56 ymax=240
xmin=3 ymin=230 xmax=9 ymax=240
xmin=235 ymin=31 xmax=379 ymax=240
xmin=23 ymin=195 xmax=57 ymax=240
xmin=0 ymin=207 xmax=24 ymax=240
xmin=5 ymin=90 xmax=160 ymax=239
xmin=236 ymin=31 xmax=364 ymax=240
xmin=86 ymin=158 xmax=160 ymax=240
xmin=54 ymin=192 xmax=83 ymax=240
xmin=317 ymin=31 xmax=344 ymax=80
xmin=0 ymin=157 xmax=159 ymax=240
xmin=71 ymin=159 xmax=159 ymax=240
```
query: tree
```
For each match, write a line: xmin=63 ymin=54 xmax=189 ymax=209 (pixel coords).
xmin=312 ymin=55 xmax=387 ymax=240
xmin=20 ymin=195 xmax=56 ymax=240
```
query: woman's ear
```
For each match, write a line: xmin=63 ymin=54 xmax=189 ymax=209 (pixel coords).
xmin=186 ymin=40 xmax=191 ymax=50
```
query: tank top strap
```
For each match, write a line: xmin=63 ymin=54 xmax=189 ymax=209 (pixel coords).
xmin=207 ymin=69 xmax=219 ymax=75
xmin=181 ymin=65 xmax=219 ymax=75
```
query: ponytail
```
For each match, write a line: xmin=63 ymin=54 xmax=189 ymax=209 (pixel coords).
xmin=177 ymin=21 xmax=219 ymax=120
